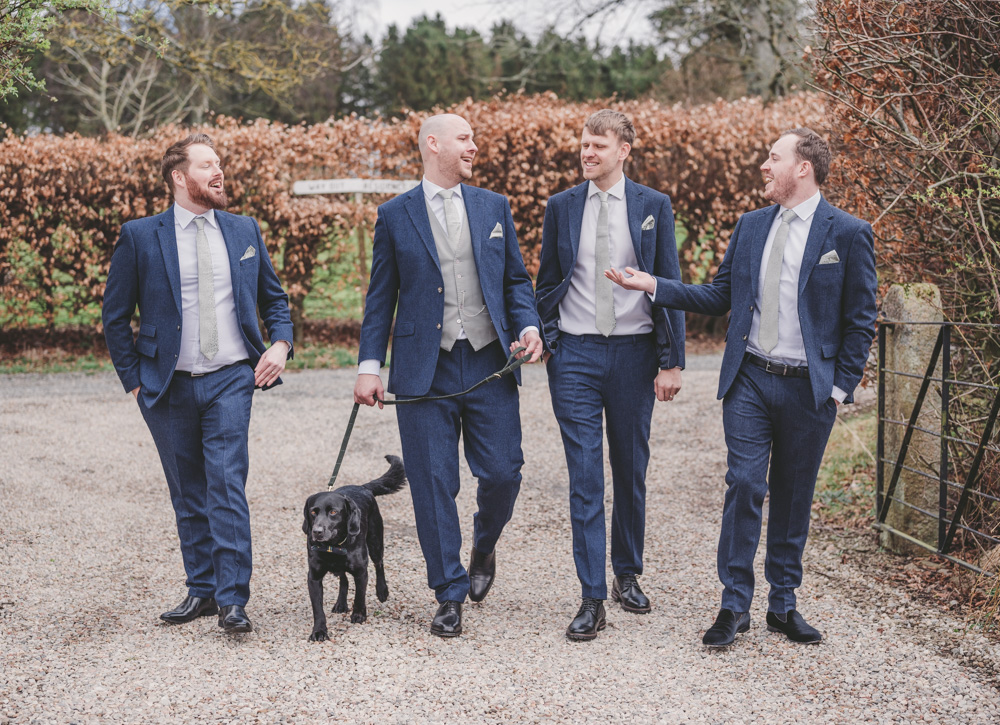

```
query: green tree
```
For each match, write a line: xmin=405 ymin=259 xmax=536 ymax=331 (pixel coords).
xmin=375 ymin=15 xmax=491 ymax=115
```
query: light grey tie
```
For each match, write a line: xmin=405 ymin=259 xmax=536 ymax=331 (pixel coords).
xmin=595 ymin=191 xmax=616 ymax=337
xmin=193 ymin=216 xmax=219 ymax=361
xmin=439 ymin=189 xmax=462 ymax=244
xmin=758 ymin=208 xmax=798 ymax=354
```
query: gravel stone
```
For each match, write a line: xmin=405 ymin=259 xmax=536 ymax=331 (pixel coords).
xmin=1 ymin=357 xmax=998 ymax=723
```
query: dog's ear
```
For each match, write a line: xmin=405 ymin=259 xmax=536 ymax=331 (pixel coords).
xmin=302 ymin=494 xmax=316 ymax=536
xmin=346 ymin=499 xmax=362 ymax=538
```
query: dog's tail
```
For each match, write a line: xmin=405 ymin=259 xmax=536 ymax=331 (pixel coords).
xmin=364 ymin=455 xmax=407 ymax=496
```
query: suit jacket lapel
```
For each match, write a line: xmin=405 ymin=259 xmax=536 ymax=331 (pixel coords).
xmin=403 ymin=185 xmax=441 ymax=271
xmin=156 ymin=208 xmax=182 ymax=316
xmin=566 ymin=182 xmax=587 ymax=273
xmin=462 ymin=184 xmax=484 ymax=267
xmin=624 ymin=177 xmax=645 ymax=267
xmin=750 ymin=205 xmax=781 ymax=301
xmin=799 ymin=196 xmax=834 ymax=294
xmin=215 ymin=211 xmax=243 ymax=308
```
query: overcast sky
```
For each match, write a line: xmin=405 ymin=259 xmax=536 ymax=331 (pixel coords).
xmin=363 ymin=0 xmax=657 ymax=47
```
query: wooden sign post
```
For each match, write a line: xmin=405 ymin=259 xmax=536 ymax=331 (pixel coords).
xmin=293 ymin=178 xmax=420 ymax=305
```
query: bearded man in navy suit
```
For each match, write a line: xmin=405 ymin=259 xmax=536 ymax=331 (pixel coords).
xmin=535 ymin=110 xmax=686 ymax=641
xmin=354 ymin=114 xmax=542 ymax=637
xmin=607 ymin=128 xmax=878 ymax=648
xmin=103 ymin=134 xmax=293 ymax=634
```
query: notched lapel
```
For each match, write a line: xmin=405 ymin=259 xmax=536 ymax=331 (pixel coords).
xmin=624 ymin=179 xmax=645 ymax=266
xmin=799 ymin=202 xmax=835 ymax=294
xmin=216 ymin=212 xmax=244 ymax=308
xmin=404 ymin=188 xmax=441 ymax=271
xmin=463 ymin=185 xmax=486 ymax=266
xmin=156 ymin=213 xmax=182 ymax=316
xmin=749 ymin=206 xmax=780 ymax=300
xmin=566 ymin=186 xmax=587 ymax=273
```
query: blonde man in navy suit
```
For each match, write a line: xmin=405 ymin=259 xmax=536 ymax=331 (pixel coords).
xmin=608 ymin=128 xmax=877 ymax=648
xmin=535 ymin=110 xmax=686 ymax=640
xmin=103 ymin=134 xmax=293 ymax=634
xmin=354 ymin=114 xmax=542 ymax=637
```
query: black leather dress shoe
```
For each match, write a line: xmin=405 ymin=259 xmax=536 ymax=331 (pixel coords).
xmin=218 ymin=605 xmax=253 ymax=633
xmin=430 ymin=601 xmax=463 ymax=637
xmin=468 ymin=547 xmax=496 ymax=603
xmin=702 ymin=608 xmax=750 ymax=648
xmin=566 ymin=598 xmax=606 ymax=641
xmin=611 ymin=574 xmax=651 ymax=614
xmin=766 ymin=609 xmax=822 ymax=643
xmin=159 ymin=595 xmax=218 ymax=624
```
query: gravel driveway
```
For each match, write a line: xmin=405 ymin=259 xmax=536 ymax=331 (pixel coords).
xmin=2 ymin=357 xmax=998 ymax=723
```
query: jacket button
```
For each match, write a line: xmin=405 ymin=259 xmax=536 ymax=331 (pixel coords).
xmin=177 ymin=325 xmax=181 ymax=330
xmin=742 ymin=335 xmax=748 ymax=341
xmin=438 ymin=287 xmax=443 ymax=293
xmin=749 ymin=306 xmax=753 ymax=312
xmin=436 ymin=324 xmax=442 ymax=330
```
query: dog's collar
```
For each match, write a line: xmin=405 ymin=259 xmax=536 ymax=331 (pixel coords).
xmin=308 ymin=534 xmax=348 ymax=556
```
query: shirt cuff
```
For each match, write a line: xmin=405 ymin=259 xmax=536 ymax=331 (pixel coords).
xmin=517 ymin=325 xmax=539 ymax=340
xmin=358 ymin=359 xmax=382 ymax=376
xmin=832 ymin=385 xmax=848 ymax=404
xmin=647 ymin=278 xmax=657 ymax=302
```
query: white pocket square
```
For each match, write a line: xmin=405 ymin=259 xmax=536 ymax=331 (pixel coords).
xmin=240 ymin=246 xmax=256 ymax=261
xmin=818 ymin=250 xmax=840 ymax=265
xmin=641 ymin=215 xmax=655 ymax=231
xmin=489 ymin=222 xmax=503 ymax=239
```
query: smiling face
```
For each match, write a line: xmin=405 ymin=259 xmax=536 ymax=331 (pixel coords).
xmin=173 ymin=143 xmax=228 ymax=213
xmin=423 ymin=115 xmax=478 ymax=188
xmin=580 ymin=128 xmax=630 ymax=191
xmin=760 ymin=133 xmax=811 ymax=207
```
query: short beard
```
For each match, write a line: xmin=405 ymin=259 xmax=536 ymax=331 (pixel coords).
xmin=185 ymin=176 xmax=229 ymax=210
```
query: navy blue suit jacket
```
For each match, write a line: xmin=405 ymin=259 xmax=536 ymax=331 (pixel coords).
xmin=358 ymin=184 xmax=540 ymax=397
xmin=102 ymin=207 xmax=293 ymax=408
xmin=653 ymin=196 xmax=877 ymax=409
xmin=535 ymin=177 xmax=686 ymax=370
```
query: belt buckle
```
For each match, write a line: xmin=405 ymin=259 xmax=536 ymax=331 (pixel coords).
xmin=763 ymin=359 xmax=776 ymax=375
xmin=190 ymin=371 xmax=206 ymax=378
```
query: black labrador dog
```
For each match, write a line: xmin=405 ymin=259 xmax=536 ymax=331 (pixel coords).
xmin=303 ymin=454 xmax=406 ymax=641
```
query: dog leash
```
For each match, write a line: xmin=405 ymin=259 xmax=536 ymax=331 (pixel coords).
xmin=325 ymin=346 xmax=529 ymax=491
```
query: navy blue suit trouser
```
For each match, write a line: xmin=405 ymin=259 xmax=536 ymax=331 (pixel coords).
xmin=719 ymin=360 xmax=838 ymax=614
xmin=138 ymin=362 xmax=256 ymax=608
xmin=546 ymin=333 xmax=658 ymax=600
xmin=395 ymin=340 xmax=523 ymax=603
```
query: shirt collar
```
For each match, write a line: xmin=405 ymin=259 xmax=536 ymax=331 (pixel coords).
xmin=588 ymin=175 xmax=626 ymax=201
xmin=783 ymin=191 xmax=821 ymax=222
xmin=174 ymin=203 xmax=218 ymax=230
xmin=422 ymin=176 xmax=463 ymax=202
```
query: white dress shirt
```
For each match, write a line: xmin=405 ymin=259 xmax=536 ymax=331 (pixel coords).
xmin=742 ymin=191 xmax=846 ymax=402
xmin=173 ymin=204 xmax=250 ymax=373
xmin=559 ymin=176 xmax=653 ymax=336
xmin=358 ymin=178 xmax=537 ymax=376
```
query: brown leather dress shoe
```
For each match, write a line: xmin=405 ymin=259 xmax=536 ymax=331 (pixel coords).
xmin=160 ymin=595 xmax=218 ymax=624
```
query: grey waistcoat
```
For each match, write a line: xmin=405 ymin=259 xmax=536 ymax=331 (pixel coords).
xmin=425 ymin=198 xmax=497 ymax=351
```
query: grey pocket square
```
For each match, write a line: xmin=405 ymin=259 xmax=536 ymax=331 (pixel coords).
xmin=240 ymin=246 xmax=256 ymax=261
xmin=641 ymin=215 xmax=655 ymax=231
xmin=489 ymin=222 xmax=503 ymax=239
xmin=818 ymin=250 xmax=840 ymax=265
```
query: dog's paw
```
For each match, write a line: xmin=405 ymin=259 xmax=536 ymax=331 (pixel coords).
xmin=376 ymin=583 xmax=389 ymax=602
xmin=331 ymin=601 xmax=348 ymax=614
xmin=350 ymin=611 xmax=367 ymax=624
xmin=309 ymin=629 xmax=329 ymax=642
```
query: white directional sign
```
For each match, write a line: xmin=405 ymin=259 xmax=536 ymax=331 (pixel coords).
xmin=293 ymin=178 xmax=420 ymax=196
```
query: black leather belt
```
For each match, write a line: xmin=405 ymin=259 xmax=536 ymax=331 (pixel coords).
xmin=745 ymin=353 xmax=809 ymax=378
xmin=174 ymin=360 xmax=249 ymax=378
